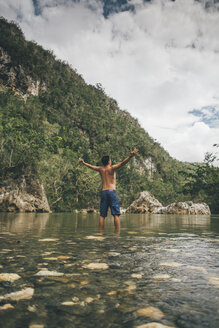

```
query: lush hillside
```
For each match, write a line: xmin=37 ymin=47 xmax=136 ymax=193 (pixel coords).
xmin=0 ymin=17 xmax=217 ymax=212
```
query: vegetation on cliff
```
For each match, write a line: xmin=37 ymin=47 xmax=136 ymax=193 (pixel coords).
xmin=0 ymin=17 xmax=218 ymax=212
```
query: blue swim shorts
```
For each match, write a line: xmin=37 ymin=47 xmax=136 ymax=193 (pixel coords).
xmin=100 ymin=190 xmax=121 ymax=218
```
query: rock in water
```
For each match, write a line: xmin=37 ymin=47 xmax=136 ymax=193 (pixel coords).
xmin=0 ymin=174 xmax=50 ymax=213
xmin=61 ymin=301 xmax=76 ymax=306
xmin=35 ymin=270 xmax=64 ymax=276
xmin=126 ymin=191 xmax=163 ymax=213
xmin=85 ymin=236 xmax=105 ymax=241
xmin=38 ymin=238 xmax=58 ymax=242
xmin=0 ymin=288 xmax=34 ymax=301
xmin=0 ymin=273 xmax=21 ymax=282
xmin=131 ymin=273 xmax=143 ymax=279
xmin=126 ymin=191 xmax=210 ymax=215
xmin=83 ymin=263 xmax=109 ymax=270
xmin=137 ymin=306 xmax=164 ymax=320
xmin=153 ymin=201 xmax=211 ymax=215
xmin=136 ymin=323 xmax=175 ymax=328
xmin=0 ymin=303 xmax=14 ymax=311
xmin=153 ymin=274 xmax=171 ymax=280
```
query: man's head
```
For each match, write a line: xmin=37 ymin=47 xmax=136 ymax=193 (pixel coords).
xmin=101 ymin=155 xmax=110 ymax=166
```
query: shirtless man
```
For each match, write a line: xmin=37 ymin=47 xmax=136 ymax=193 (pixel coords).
xmin=79 ymin=149 xmax=138 ymax=231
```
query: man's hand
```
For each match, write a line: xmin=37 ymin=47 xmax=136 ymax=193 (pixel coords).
xmin=79 ymin=158 xmax=84 ymax=163
xmin=130 ymin=148 xmax=138 ymax=157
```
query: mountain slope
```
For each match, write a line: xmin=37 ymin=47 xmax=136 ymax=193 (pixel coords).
xmin=0 ymin=17 xmax=188 ymax=211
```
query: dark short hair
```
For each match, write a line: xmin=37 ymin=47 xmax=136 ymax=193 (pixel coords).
xmin=102 ymin=155 xmax=110 ymax=166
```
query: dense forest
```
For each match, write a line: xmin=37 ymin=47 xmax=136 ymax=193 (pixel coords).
xmin=0 ymin=17 xmax=218 ymax=213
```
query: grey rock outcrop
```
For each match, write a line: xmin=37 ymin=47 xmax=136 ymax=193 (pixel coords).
xmin=126 ymin=191 xmax=163 ymax=213
xmin=153 ymin=201 xmax=211 ymax=215
xmin=0 ymin=175 xmax=50 ymax=213
xmin=0 ymin=47 xmax=46 ymax=100
xmin=126 ymin=191 xmax=211 ymax=215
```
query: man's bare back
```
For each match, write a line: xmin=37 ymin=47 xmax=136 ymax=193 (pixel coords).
xmin=99 ymin=165 xmax=116 ymax=190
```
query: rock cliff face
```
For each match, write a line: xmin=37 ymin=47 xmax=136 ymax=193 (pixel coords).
xmin=126 ymin=191 xmax=211 ymax=215
xmin=0 ymin=173 xmax=50 ymax=213
xmin=0 ymin=47 xmax=46 ymax=100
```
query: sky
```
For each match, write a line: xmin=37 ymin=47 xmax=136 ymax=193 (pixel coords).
xmin=0 ymin=0 xmax=219 ymax=163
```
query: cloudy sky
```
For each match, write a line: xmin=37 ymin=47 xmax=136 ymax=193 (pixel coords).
xmin=0 ymin=0 xmax=219 ymax=163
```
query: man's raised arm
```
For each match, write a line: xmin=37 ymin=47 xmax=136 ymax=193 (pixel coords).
xmin=79 ymin=158 xmax=100 ymax=171
xmin=112 ymin=149 xmax=138 ymax=170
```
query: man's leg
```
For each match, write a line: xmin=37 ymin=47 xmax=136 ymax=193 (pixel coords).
xmin=99 ymin=216 xmax=105 ymax=229
xmin=99 ymin=191 xmax=107 ymax=232
xmin=113 ymin=215 xmax=120 ymax=230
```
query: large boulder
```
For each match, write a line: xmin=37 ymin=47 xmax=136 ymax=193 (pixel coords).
xmin=126 ymin=191 xmax=163 ymax=213
xmin=153 ymin=201 xmax=211 ymax=215
xmin=0 ymin=174 xmax=50 ymax=213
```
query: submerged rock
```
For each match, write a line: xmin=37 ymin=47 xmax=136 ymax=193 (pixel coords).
xmin=35 ymin=270 xmax=64 ymax=276
xmin=43 ymin=257 xmax=58 ymax=261
xmin=131 ymin=273 xmax=143 ymax=279
xmin=153 ymin=274 xmax=171 ymax=280
xmin=0 ymin=303 xmax=14 ymax=310
xmin=83 ymin=263 xmax=109 ymax=270
xmin=137 ymin=306 xmax=164 ymax=320
xmin=126 ymin=191 xmax=162 ymax=213
xmin=38 ymin=238 xmax=58 ymax=242
xmin=136 ymin=323 xmax=175 ymax=328
xmin=85 ymin=236 xmax=105 ymax=241
xmin=107 ymin=291 xmax=117 ymax=296
xmin=58 ymin=256 xmax=71 ymax=260
xmin=72 ymin=297 xmax=79 ymax=302
xmin=85 ymin=297 xmax=95 ymax=303
xmin=61 ymin=301 xmax=76 ymax=306
xmin=0 ymin=273 xmax=21 ymax=282
xmin=28 ymin=305 xmax=37 ymax=312
xmin=0 ymin=287 xmax=34 ymax=301
xmin=108 ymin=252 xmax=120 ymax=257
xmin=124 ymin=281 xmax=136 ymax=293
xmin=80 ymin=280 xmax=89 ymax=286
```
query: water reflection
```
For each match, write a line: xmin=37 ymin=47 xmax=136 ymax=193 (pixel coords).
xmin=0 ymin=213 xmax=212 ymax=235
xmin=0 ymin=213 xmax=49 ymax=233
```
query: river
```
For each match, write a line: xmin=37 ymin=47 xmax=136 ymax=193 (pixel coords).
xmin=0 ymin=213 xmax=218 ymax=328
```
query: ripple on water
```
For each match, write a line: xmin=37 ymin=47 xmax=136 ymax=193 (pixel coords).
xmin=159 ymin=261 xmax=182 ymax=268
xmin=206 ymin=276 xmax=219 ymax=288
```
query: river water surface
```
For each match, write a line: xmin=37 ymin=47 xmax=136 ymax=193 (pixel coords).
xmin=0 ymin=213 xmax=218 ymax=328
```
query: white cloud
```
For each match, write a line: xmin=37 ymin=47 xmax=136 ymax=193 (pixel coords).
xmin=0 ymin=0 xmax=219 ymax=163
